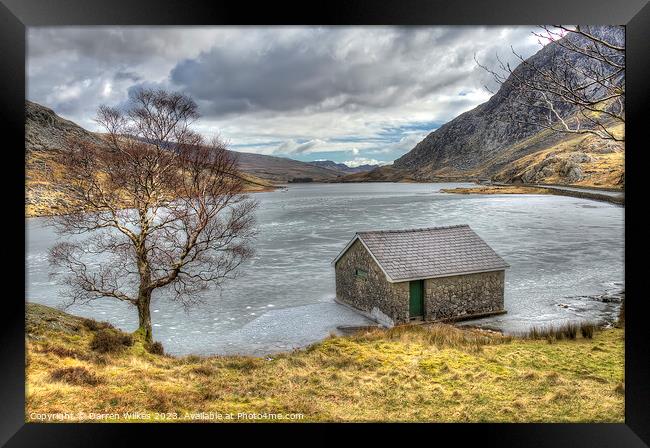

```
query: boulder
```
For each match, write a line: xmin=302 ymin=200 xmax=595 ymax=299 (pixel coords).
xmin=577 ymin=135 xmax=624 ymax=154
xmin=567 ymin=152 xmax=593 ymax=163
xmin=559 ymin=160 xmax=584 ymax=182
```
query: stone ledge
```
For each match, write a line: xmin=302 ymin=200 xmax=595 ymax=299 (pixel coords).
xmin=335 ymin=295 xmax=507 ymax=329
xmin=395 ymin=309 xmax=508 ymax=328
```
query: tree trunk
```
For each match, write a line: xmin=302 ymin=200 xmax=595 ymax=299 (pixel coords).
xmin=136 ymin=289 xmax=153 ymax=344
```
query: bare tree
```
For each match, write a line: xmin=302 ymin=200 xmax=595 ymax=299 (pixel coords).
xmin=476 ymin=25 xmax=624 ymax=142
xmin=48 ymin=88 xmax=258 ymax=344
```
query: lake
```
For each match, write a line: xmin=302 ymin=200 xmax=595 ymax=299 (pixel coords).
xmin=26 ymin=182 xmax=624 ymax=356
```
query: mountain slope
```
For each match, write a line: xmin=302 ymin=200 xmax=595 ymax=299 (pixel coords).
xmin=307 ymin=160 xmax=377 ymax=175
xmin=231 ymin=153 xmax=342 ymax=182
xmin=26 ymin=101 xmax=106 ymax=152
xmin=25 ymin=101 xmax=277 ymax=217
xmin=350 ymin=26 xmax=624 ymax=188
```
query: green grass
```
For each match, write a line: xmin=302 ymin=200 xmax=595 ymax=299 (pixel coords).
xmin=25 ymin=303 xmax=624 ymax=422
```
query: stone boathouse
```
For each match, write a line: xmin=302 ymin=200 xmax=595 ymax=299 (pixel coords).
xmin=332 ymin=225 xmax=509 ymax=327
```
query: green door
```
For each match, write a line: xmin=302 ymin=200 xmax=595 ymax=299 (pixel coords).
xmin=409 ymin=280 xmax=424 ymax=318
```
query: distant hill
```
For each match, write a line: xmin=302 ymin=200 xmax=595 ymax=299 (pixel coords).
xmin=346 ymin=26 xmax=624 ymax=189
xmin=231 ymin=153 xmax=342 ymax=183
xmin=307 ymin=160 xmax=378 ymax=175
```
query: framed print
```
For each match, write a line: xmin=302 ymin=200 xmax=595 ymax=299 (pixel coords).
xmin=1 ymin=0 xmax=648 ymax=444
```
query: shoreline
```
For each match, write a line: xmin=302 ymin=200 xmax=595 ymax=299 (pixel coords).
xmin=28 ymin=287 xmax=623 ymax=358
xmin=25 ymin=183 xmax=280 ymax=219
xmin=27 ymin=180 xmax=625 ymax=218
xmin=441 ymin=184 xmax=624 ymax=205
xmin=27 ymin=298 xmax=622 ymax=359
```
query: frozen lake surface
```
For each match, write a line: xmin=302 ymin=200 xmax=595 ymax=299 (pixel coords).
xmin=26 ymin=182 xmax=624 ymax=356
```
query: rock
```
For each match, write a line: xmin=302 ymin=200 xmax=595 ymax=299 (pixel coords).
xmin=567 ymin=152 xmax=593 ymax=163
xmin=521 ymin=169 xmax=536 ymax=183
xmin=616 ymin=173 xmax=624 ymax=185
xmin=566 ymin=166 xmax=583 ymax=182
xmin=540 ymin=165 xmax=555 ymax=177
xmin=559 ymin=160 xmax=584 ymax=182
xmin=25 ymin=101 xmax=104 ymax=153
xmin=578 ymin=135 xmax=624 ymax=154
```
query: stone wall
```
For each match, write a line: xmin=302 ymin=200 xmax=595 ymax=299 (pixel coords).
xmin=335 ymin=240 xmax=506 ymax=325
xmin=423 ymin=270 xmax=505 ymax=320
xmin=335 ymin=239 xmax=409 ymax=325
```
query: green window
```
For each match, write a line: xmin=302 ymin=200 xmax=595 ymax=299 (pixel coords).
xmin=355 ymin=268 xmax=368 ymax=279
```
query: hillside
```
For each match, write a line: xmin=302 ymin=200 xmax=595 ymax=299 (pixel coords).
xmin=26 ymin=302 xmax=624 ymax=422
xmin=347 ymin=26 xmax=624 ymax=188
xmin=25 ymin=101 xmax=320 ymax=217
xmin=231 ymin=152 xmax=342 ymax=183
xmin=339 ymin=165 xmax=469 ymax=183
xmin=490 ymin=124 xmax=624 ymax=186
xmin=26 ymin=101 xmax=105 ymax=152
xmin=308 ymin=160 xmax=378 ymax=175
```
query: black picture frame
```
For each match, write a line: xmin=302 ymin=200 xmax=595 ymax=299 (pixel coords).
xmin=2 ymin=0 xmax=647 ymax=445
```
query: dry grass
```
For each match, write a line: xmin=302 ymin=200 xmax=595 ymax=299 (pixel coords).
xmin=25 ymin=303 xmax=624 ymax=423
xmin=525 ymin=321 xmax=600 ymax=342
xmin=492 ymin=123 xmax=624 ymax=189
xmin=580 ymin=322 xmax=596 ymax=339
xmin=578 ymin=151 xmax=624 ymax=188
xmin=525 ymin=322 xmax=577 ymax=341
xmin=49 ymin=366 xmax=103 ymax=386
xmin=350 ymin=323 xmax=512 ymax=353
xmin=89 ymin=329 xmax=134 ymax=354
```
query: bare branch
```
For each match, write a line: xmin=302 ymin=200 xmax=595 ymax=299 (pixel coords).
xmin=475 ymin=25 xmax=624 ymax=143
xmin=48 ymin=89 xmax=258 ymax=342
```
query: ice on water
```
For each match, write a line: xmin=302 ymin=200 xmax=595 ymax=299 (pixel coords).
xmin=26 ymin=183 xmax=624 ymax=355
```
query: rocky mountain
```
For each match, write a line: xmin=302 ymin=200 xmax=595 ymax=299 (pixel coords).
xmin=26 ymin=101 xmax=105 ymax=216
xmin=26 ymin=101 xmax=105 ymax=152
xmin=308 ymin=160 xmax=378 ymax=175
xmin=349 ymin=26 xmax=624 ymax=188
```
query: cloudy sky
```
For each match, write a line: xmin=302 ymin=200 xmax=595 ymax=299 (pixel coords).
xmin=27 ymin=26 xmax=544 ymax=166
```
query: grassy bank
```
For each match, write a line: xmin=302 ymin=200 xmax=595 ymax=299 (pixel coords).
xmin=441 ymin=184 xmax=624 ymax=205
xmin=441 ymin=186 xmax=552 ymax=195
xmin=26 ymin=303 xmax=624 ymax=422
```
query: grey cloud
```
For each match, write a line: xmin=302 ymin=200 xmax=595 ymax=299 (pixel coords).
xmin=27 ymin=27 xmax=223 ymax=123
xmin=26 ymin=26 xmax=542 ymax=154
xmin=114 ymin=71 xmax=142 ymax=82
xmin=166 ymin=27 xmax=539 ymax=118
xmin=29 ymin=27 xmax=195 ymax=67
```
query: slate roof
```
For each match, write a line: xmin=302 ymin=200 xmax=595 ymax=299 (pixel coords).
xmin=333 ymin=225 xmax=509 ymax=283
